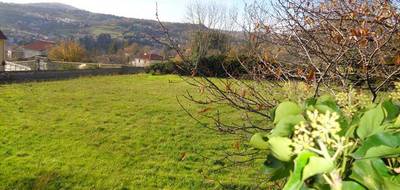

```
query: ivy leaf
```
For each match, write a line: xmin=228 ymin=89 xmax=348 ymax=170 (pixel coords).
xmin=356 ymin=105 xmax=385 ymax=139
xmin=283 ymin=151 xmax=314 ymax=190
xmin=350 ymin=159 xmax=400 ymax=190
xmin=382 ymin=100 xmax=399 ymax=121
xmin=352 ymin=132 xmax=400 ymax=159
xmin=249 ymin=133 xmax=269 ymax=150
xmin=316 ymin=95 xmax=335 ymax=104
xmin=270 ymin=106 xmax=277 ymax=122
xmin=315 ymin=95 xmax=340 ymax=113
xmin=299 ymin=185 xmax=315 ymax=190
xmin=313 ymin=95 xmax=341 ymax=114
xmin=340 ymin=112 xmax=362 ymax=137
xmin=305 ymin=97 xmax=317 ymax=107
xmin=315 ymin=104 xmax=337 ymax=114
xmin=274 ymin=102 xmax=302 ymax=124
xmin=302 ymin=156 xmax=334 ymax=180
xmin=363 ymin=146 xmax=400 ymax=158
xmin=394 ymin=115 xmax=400 ymax=128
xmin=342 ymin=181 xmax=366 ymax=190
xmin=271 ymin=115 xmax=305 ymax=137
xmin=268 ymin=137 xmax=293 ymax=162
xmin=263 ymin=155 xmax=292 ymax=180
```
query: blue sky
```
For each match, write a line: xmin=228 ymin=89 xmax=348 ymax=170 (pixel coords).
xmin=1 ymin=0 xmax=245 ymax=22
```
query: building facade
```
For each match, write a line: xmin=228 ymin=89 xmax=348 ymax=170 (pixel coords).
xmin=132 ymin=52 xmax=164 ymax=67
xmin=7 ymin=47 xmax=24 ymax=60
xmin=0 ymin=30 xmax=7 ymax=71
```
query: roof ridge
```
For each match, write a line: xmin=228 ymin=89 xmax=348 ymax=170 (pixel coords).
xmin=23 ymin=40 xmax=55 ymax=51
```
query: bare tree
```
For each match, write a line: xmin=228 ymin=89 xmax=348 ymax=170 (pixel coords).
xmin=269 ymin=0 xmax=400 ymax=101
xmin=153 ymin=1 xmax=286 ymax=183
xmin=153 ymin=0 xmax=400 ymax=185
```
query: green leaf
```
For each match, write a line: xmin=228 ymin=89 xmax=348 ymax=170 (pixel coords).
xmin=356 ymin=105 xmax=385 ymax=139
xmin=316 ymin=95 xmax=335 ymax=105
xmin=302 ymin=156 xmax=334 ymax=180
xmin=315 ymin=104 xmax=337 ymax=114
xmin=315 ymin=95 xmax=340 ymax=113
xmin=340 ymin=112 xmax=362 ymax=137
xmin=394 ymin=115 xmax=400 ymax=128
xmin=270 ymin=106 xmax=277 ymax=122
xmin=274 ymin=102 xmax=302 ymax=124
xmin=283 ymin=151 xmax=314 ymax=190
xmin=300 ymin=185 xmax=315 ymax=190
xmin=382 ymin=100 xmax=399 ymax=121
xmin=268 ymin=137 xmax=293 ymax=162
xmin=250 ymin=133 xmax=269 ymax=150
xmin=353 ymin=132 xmax=400 ymax=159
xmin=271 ymin=115 xmax=305 ymax=137
xmin=363 ymin=146 xmax=400 ymax=158
xmin=310 ymin=175 xmax=330 ymax=190
xmin=263 ymin=155 xmax=292 ymax=180
xmin=350 ymin=159 xmax=400 ymax=190
xmin=342 ymin=181 xmax=366 ymax=190
xmin=305 ymin=97 xmax=317 ymax=107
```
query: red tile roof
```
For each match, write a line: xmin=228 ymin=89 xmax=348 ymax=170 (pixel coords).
xmin=0 ymin=30 xmax=7 ymax=40
xmin=140 ymin=53 xmax=164 ymax=61
xmin=24 ymin=40 xmax=55 ymax=51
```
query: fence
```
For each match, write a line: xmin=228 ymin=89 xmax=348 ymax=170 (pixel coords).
xmin=0 ymin=66 xmax=144 ymax=83
xmin=4 ymin=60 xmax=126 ymax=72
xmin=4 ymin=62 xmax=32 ymax=71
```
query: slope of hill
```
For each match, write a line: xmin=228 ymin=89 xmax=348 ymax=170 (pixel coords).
xmin=0 ymin=2 xmax=196 ymax=47
xmin=26 ymin=2 xmax=80 ymax=10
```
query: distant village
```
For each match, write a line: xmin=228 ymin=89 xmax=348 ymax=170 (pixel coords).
xmin=0 ymin=29 xmax=172 ymax=71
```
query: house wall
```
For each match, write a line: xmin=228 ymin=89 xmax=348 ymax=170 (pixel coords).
xmin=8 ymin=49 xmax=24 ymax=60
xmin=131 ymin=58 xmax=161 ymax=67
xmin=23 ymin=49 xmax=45 ymax=58
xmin=0 ymin=40 xmax=5 ymax=63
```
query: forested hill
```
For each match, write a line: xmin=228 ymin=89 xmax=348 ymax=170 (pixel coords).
xmin=0 ymin=2 xmax=197 ymax=46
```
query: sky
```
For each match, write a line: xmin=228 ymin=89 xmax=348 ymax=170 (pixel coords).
xmin=0 ymin=0 xmax=245 ymax=22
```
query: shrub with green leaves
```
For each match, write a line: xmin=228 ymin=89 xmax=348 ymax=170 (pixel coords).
xmin=250 ymin=96 xmax=400 ymax=190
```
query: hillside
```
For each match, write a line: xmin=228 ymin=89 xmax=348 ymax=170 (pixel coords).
xmin=0 ymin=2 xmax=197 ymax=47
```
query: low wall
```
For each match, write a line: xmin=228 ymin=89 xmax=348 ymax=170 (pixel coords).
xmin=0 ymin=66 xmax=145 ymax=83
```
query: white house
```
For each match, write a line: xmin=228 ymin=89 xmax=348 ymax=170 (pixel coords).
xmin=132 ymin=52 xmax=164 ymax=67
xmin=23 ymin=40 xmax=55 ymax=58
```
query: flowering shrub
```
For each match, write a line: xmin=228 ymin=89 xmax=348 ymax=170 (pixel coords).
xmin=280 ymin=82 xmax=313 ymax=102
xmin=390 ymin=82 xmax=400 ymax=100
xmin=335 ymin=87 xmax=369 ymax=117
xmin=250 ymin=96 xmax=400 ymax=190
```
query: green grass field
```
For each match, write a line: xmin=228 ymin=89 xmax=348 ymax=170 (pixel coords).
xmin=0 ymin=74 xmax=265 ymax=189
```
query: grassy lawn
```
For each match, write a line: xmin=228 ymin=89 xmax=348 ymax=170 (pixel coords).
xmin=0 ymin=74 xmax=265 ymax=189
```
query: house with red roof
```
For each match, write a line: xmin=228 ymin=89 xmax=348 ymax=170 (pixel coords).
xmin=22 ymin=40 xmax=55 ymax=58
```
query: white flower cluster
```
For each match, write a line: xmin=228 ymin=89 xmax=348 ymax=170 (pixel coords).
xmin=281 ymin=82 xmax=312 ymax=102
xmin=335 ymin=87 xmax=369 ymax=117
xmin=390 ymin=82 xmax=400 ymax=100
xmin=292 ymin=110 xmax=347 ymax=155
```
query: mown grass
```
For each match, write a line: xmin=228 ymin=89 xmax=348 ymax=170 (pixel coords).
xmin=0 ymin=74 xmax=267 ymax=189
